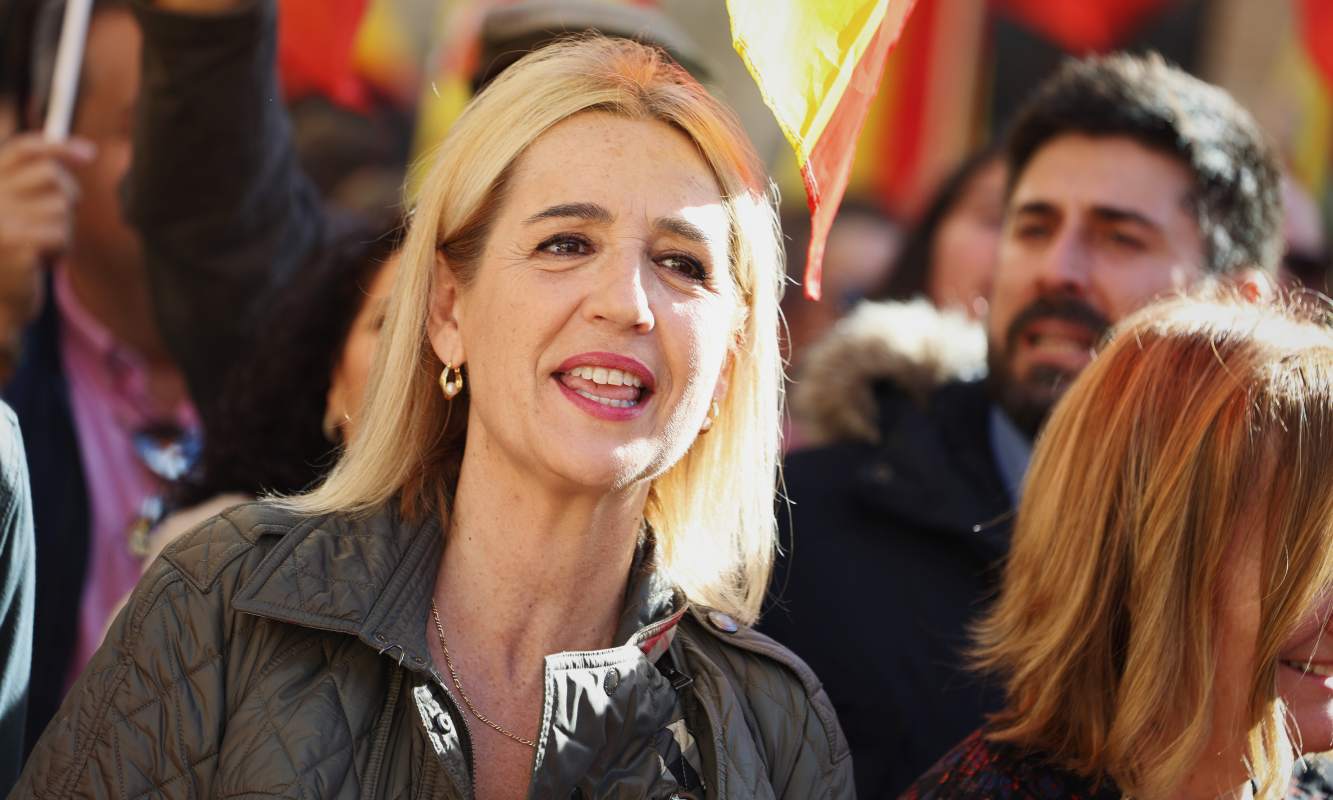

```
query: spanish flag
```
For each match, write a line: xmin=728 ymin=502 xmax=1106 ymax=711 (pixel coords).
xmin=728 ymin=0 xmax=918 ymax=299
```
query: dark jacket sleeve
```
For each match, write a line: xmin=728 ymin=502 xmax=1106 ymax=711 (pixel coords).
xmin=126 ymin=0 xmax=326 ymax=404
xmin=0 ymin=402 xmax=33 ymax=793
xmin=11 ymin=553 xmax=230 ymax=797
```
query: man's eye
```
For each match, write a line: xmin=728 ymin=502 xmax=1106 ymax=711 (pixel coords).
xmin=659 ymin=253 xmax=708 ymax=282
xmin=1107 ymin=230 xmax=1146 ymax=251
xmin=538 ymin=235 xmax=593 ymax=256
xmin=1012 ymin=224 xmax=1050 ymax=241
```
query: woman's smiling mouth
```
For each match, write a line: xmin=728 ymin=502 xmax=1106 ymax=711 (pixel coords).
xmin=561 ymin=366 xmax=644 ymax=408
xmin=554 ymin=353 xmax=655 ymax=420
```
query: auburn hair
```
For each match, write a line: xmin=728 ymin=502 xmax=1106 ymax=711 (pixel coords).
xmin=975 ymin=289 xmax=1333 ymax=798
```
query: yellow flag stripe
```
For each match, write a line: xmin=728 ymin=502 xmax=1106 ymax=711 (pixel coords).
xmin=727 ymin=0 xmax=890 ymax=164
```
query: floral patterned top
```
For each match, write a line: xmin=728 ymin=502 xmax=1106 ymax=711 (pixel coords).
xmin=902 ymin=728 xmax=1333 ymax=799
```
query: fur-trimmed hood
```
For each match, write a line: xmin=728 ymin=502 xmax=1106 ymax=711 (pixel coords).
xmin=790 ymin=299 xmax=988 ymax=446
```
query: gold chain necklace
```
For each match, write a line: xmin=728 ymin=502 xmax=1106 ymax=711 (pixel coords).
xmin=429 ymin=598 xmax=537 ymax=749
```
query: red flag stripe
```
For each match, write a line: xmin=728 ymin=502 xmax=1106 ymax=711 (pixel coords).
xmin=801 ymin=1 xmax=916 ymax=299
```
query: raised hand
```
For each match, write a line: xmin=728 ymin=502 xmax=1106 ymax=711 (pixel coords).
xmin=0 ymin=133 xmax=94 ymax=379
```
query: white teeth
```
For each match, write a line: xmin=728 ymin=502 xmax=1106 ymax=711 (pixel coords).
xmin=1028 ymin=335 xmax=1087 ymax=355
xmin=575 ymin=389 xmax=635 ymax=408
xmin=1283 ymin=660 xmax=1333 ymax=677
xmin=566 ymin=365 xmax=643 ymax=388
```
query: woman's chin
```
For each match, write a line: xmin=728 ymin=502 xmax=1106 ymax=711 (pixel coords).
xmin=1289 ymin=712 xmax=1333 ymax=755
xmin=541 ymin=445 xmax=664 ymax=494
xmin=1280 ymin=671 xmax=1333 ymax=753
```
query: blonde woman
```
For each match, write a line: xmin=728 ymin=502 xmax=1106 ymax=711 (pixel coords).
xmin=16 ymin=37 xmax=853 ymax=799
xmin=904 ymin=291 xmax=1333 ymax=800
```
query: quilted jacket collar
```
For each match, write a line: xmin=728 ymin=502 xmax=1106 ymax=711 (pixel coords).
xmin=231 ymin=502 xmax=685 ymax=673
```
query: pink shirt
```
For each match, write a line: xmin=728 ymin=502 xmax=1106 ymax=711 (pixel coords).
xmin=54 ymin=267 xmax=198 ymax=686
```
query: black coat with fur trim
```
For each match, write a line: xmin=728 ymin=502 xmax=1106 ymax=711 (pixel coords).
xmin=762 ymin=300 xmax=1013 ymax=799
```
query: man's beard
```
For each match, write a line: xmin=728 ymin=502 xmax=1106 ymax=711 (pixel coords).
xmin=985 ymin=295 xmax=1111 ymax=440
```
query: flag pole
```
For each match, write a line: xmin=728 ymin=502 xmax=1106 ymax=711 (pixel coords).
xmin=43 ymin=0 xmax=94 ymax=141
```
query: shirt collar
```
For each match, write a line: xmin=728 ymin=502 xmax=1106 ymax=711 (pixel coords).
xmin=53 ymin=265 xmax=198 ymax=431
xmin=53 ymin=265 xmax=136 ymax=370
xmin=989 ymin=405 xmax=1033 ymax=504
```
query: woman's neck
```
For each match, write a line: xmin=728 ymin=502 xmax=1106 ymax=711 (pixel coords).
xmin=432 ymin=440 xmax=648 ymax=678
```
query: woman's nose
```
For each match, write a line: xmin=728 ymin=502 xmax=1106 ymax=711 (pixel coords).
xmin=584 ymin=254 xmax=655 ymax=333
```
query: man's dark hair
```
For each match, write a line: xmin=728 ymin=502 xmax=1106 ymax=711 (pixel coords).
xmin=1004 ymin=52 xmax=1282 ymax=275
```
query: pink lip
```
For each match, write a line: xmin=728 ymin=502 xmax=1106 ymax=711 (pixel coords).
xmin=555 ymin=352 xmax=656 ymax=391
xmin=553 ymin=352 xmax=655 ymax=422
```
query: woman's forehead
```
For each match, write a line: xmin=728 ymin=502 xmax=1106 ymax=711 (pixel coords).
xmin=505 ymin=112 xmax=726 ymax=223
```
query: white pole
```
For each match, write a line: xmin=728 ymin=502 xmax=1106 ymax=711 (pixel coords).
xmin=42 ymin=0 xmax=94 ymax=141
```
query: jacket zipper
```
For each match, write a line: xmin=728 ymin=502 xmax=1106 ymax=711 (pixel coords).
xmin=433 ymin=665 xmax=555 ymax=800
xmin=428 ymin=667 xmax=478 ymax=800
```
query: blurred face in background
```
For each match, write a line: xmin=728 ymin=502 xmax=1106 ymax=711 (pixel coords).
xmin=986 ymin=134 xmax=1205 ymax=437
xmin=822 ymin=210 xmax=902 ymax=310
xmin=781 ymin=206 xmax=901 ymax=369
xmin=68 ymin=8 xmax=142 ymax=285
xmin=0 ymin=98 xmax=15 ymax=140
xmin=926 ymin=157 xmax=1006 ymax=319
xmin=326 ymin=255 xmax=399 ymax=443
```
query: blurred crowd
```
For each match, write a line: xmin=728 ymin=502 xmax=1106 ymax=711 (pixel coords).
xmin=0 ymin=0 xmax=1331 ymax=798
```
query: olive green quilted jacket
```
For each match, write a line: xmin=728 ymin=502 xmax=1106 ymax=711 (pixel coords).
xmin=13 ymin=501 xmax=854 ymax=799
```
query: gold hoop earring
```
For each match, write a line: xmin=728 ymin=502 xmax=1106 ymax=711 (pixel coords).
xmin=699 ymin=400 xmax=719 ymax=433
xmin=440 ymin=362 xmax=464 ymax=399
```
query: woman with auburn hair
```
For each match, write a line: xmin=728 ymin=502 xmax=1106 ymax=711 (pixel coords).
xmin=905 ymin=291 xmax=1333 ymax=800
xmin=17 ymin=36 xmax=853 ymax=798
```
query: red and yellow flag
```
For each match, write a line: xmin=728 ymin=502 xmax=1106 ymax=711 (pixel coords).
xmin=728 ymin=0 xmax=917 ymax=299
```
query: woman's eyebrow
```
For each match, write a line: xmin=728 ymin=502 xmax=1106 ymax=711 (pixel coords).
xmin=655 ymin=216 xmax=710 ymax=245
xmin=523 ymin=202 xmax=613 ymax=225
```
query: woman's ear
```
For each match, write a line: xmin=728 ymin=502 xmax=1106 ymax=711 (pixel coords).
xmin=427 ymin=250 xmax=466 ymax=365
xmin=711 ymin=351 xmax=734 ymax=407
xmin=322 ymin=370 xmax=347 ymax=442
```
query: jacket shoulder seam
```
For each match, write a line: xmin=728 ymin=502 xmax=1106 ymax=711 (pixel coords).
xmin=686 ymin=608 xmax=850 ymax=767
xmin=163 ymin=502 xmax=294 ymax=592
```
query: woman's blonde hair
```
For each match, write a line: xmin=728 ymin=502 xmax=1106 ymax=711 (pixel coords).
xmin=975 ymin=289 xmax=1333 ymax=798
xmin=286 ymin=36 xmax=785 ymax=624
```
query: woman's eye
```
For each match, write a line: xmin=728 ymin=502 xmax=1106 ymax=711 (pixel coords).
xmin=537 ymin=234 xmax=593 ymax=257
xmin=659 ymin=253 xmax=708 ymax=283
